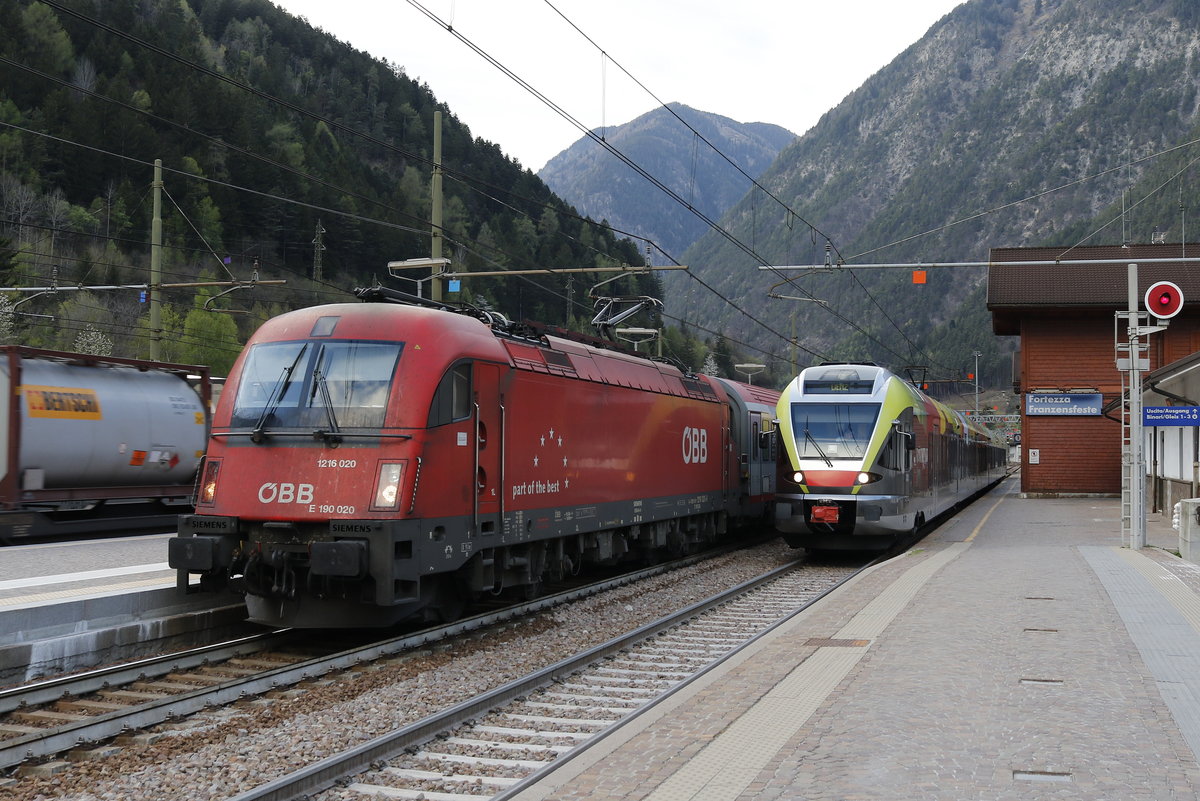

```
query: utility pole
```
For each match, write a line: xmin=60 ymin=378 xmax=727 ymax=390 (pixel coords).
xmin=1119 ymin=265 xmax=1181 ymax=548
xmin=974 ymin=351 xmax=982 ymax=414
xmin=312 ymin=220 xmax=326 ymax=282
xmin=9 ymin=160 xmax=285 ymax=334
xmin=150 ymin=159 xmax=163 ymax=361
xmin=431 ymin=110 xmax=444 ymax=302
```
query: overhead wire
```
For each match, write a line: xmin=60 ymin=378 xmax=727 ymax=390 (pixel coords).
xmin=850 ymin=132 xmax=1200 ymax=262
xmin=403 ymin=0 xmax=921 ymax=367
xmin=4 ymin=45 xmax=805 ymax=363
xmin=537 ymin=0 xmax=954 ymax=371
xmin=26 ymin=0 xmax=830 ymax=367
xmin=0 ymin=121 xmax=433 ymax=240
xmin=539 ymin=0 xmax=835 ymax=252
xmin=0 ymin=55 xmax=439 ymax=236
xmin=3 ymin=52 xmax=663 ymax=306
xmin=27 ymin=0 xmax=928 ymax=370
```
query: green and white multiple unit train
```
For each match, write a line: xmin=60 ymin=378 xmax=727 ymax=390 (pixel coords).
xmin=773 ymin=363 xmax=1007 ymax=551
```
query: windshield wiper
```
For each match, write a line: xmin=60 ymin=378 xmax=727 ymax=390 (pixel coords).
xmin=803 ymin=427 xmax=833 ymax=467
xmin=251 ymin=343 xmax=309 ymax=443
xmin=309 ymin=345 xmax=342 ymax=445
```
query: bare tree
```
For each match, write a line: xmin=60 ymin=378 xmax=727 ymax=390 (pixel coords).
xmin=0 ymin=177 xmax=38 ymax=248
xmin=71 ymin=57 xmax=97 ymax=98
xmin=44 ymin=188 xmax=69 ymax=265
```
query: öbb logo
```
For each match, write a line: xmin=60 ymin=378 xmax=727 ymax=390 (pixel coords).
xmin=258 ymin=483 xmax=314 ymax=504
xmin=682 ymin=427 xmax=708 ymax=465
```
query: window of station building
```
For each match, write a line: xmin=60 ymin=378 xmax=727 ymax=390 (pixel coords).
xmin=1180 ymin=429 xmax=1190 ymax=479
xmin=429 ymin=363 xmax=472 ymax=427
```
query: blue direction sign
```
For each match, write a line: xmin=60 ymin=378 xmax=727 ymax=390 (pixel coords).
xmin=1144 ymin=406 xmax=1200 ymax=425
xmin=1025 ymin=393 xmax=1103 ymax=416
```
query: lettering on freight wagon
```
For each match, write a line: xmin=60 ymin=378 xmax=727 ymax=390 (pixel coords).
xmin=22 ymin=385 xmax=102 ymax=420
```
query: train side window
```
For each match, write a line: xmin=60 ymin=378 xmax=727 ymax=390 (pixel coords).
xmin=756 ymin=414 xmax=776 ymax=461
xmin=879 ymin=431 xmax=900 ymax=471
xmin=429 ymin=363 xmax=472 ymax=427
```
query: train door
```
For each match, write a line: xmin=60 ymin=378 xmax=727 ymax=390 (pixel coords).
xmin=473 ymin=362 xmax=503 ymax=535
xmin=745 ymin=412 xmax=775 ymax=502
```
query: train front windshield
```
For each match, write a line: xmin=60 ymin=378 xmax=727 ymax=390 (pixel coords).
xmin=790 ymin=403 xmax=880 ymax=460
xmin=230 ymin=340 xmax=403 ymax=430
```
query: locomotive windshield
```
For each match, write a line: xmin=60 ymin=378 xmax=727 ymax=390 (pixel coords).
xmin=230 ymin=340 xmax=402 ymax=430
xmin=790 ymin=402 xmax=880 ymax=460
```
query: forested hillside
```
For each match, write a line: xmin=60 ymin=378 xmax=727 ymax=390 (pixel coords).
xmin=668 ymin=0 xmax=1200 ymax=392
xmin=0 ymin=0 xmax=663 ymax=374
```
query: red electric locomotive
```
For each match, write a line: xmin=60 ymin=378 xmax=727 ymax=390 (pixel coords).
xmin=169 ymin=289 xmax=778 ymax=627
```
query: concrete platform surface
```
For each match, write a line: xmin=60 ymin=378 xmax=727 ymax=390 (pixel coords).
xmin=0 ymin=533 xmax=246 ymax=683
xmin=512 ymin=476 xmax=1200 ymax=800
xmin=0 ymin=533 xmax=177 ymax=608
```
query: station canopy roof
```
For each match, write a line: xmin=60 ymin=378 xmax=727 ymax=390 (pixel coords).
xmin=988 ymin=244 xmax=1200 ymax=335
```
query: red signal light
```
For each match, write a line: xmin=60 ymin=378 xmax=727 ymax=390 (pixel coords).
xmin=1145 ymin=281 xmax=1184 ymax=319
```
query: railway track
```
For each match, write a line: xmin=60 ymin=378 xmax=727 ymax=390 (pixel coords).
xmin=225 ymin=558 xmax=863 ymax=801
xmin=0 ymin=629 xmax=301 ymax=770
xmin=0 ymin=545 xmax=764 ymax=775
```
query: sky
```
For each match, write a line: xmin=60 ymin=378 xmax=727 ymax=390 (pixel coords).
xmin=272 ymin=0 xmax=966 ymax=173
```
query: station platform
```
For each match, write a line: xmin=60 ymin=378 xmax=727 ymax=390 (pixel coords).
xmin=0 ymin=534 xmax=246 ymax=684
xmin=0 ymin=533 xmax=179 ymax=609
xmin=512 ymin=475 xmax=1200 ymax=800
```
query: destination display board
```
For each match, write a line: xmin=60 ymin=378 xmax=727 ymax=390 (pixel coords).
xmin=1025 ymin=393 xmax=1103 ymax=416
xmin=1144 ymin=406 xmax=1200 ymax=426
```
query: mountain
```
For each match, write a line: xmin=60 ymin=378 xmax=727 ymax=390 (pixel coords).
xmin=539 ymin=104 xmax=794 ymax=264
xmin=664 ymin=0 xmax=1200 ymax=390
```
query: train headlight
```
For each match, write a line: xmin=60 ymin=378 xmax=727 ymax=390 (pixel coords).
xmin=372 ymin=461 xmax=405 ymax=510
xmin=197 ymin=459 xmax=221 ymax=506
xmin=856 ymin=472 xmax=881 ymax=485
xmin=792 ymin=471 xmax=805 ymax=484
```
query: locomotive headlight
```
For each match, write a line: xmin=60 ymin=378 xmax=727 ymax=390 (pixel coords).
xmin=197 ymin=459 xmax=221 ymax=506
xmin=792 ymin=471 xmax=805 ymax=484
xmin=856 ymin=472 xmax=880 ymax=485
xmin=372 ymin=462 xmax=405 ymax=510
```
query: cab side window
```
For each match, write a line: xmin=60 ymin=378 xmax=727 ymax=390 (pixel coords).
xmin=429 ymin=363 xmax=472 ymax=426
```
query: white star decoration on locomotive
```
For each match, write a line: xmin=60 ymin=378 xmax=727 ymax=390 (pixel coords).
xmin=533 ymin=428 xmax=568 ymax=471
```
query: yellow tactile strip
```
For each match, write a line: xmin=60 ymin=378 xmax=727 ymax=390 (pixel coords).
xmin=641 ymin=542 xmax=971 ymax=801
xmin=0 ymin=575 xmax=181 ymax=608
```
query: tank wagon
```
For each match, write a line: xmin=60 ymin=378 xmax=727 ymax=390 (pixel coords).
xmin=0 ymin=347 xmax=211 ymax=542
xmin=169 ymin=290 xmax=779 ymax=628
xmin=774 ymin=363 xmax=1006 ymax=551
